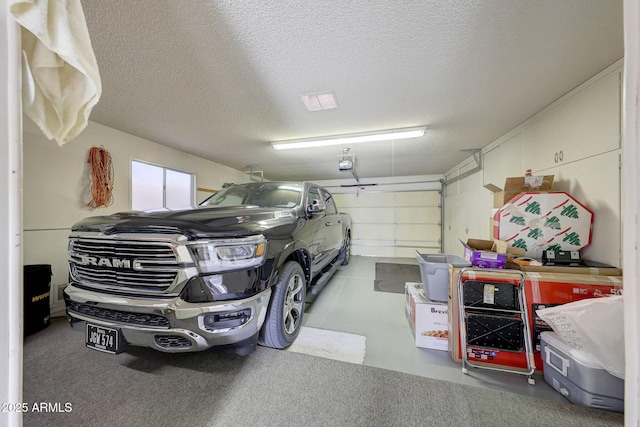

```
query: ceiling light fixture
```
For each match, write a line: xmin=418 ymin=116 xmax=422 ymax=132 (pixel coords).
xmin=271 ymin=126 xmax=427 ymax=150
xmin=300 ymin=91 xmax=338 ymax=112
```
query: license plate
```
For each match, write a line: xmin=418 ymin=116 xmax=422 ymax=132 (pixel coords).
xmin=86 ymin=324 xmax=123 ymax=354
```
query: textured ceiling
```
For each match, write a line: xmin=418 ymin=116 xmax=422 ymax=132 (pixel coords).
xmin=80 ymin=0 xmax=623 ymax=182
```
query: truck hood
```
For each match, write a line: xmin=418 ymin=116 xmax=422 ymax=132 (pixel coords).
xmin=71 ymin=205 xmax=301 ymax=239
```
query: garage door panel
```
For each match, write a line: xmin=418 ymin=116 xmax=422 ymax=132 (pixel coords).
xmin=333 ymin=194 xmax=357 ymax=208
xmin=350 ymin=222 xmax=361 ymax=237
xmin=395 ymin=240 xmax=440 ymax=251
xmin=357 ymin=192 xmax=395 ymax=207
xmin=396 ymin=247 xmax=439 ymax=258
xmin=352 ymin=223 xmax=367 ymax=240
xmin=334 ymin=189 xmax=441 ymax=258
xmin=355 ymin=245 xmax=396 ymax=257
xmin=357 ymin=239 xmax=394 ymax=246
xmin=338 ymin=207 xmax=358 ymax=220
xmin=396 ymin=224 xmax=441 ymax=241
xmin=396 ymin=207 xmax=440 ymax=223
xmin=396 ymin=191 xmax=440 ymax=206
xmin=357 ymin=224 xmax=395 ymax=240
xmin=357 ymin=207 xmax=395 ymax=223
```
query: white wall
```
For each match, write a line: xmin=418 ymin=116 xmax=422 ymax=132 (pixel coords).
xmin=22 ymin=119 xmax=250 ymax=314
xmin=0 ymin=3 xmax=23 ymax=426
xmin=444 ymin=60 xmax=623 ymax=268
xmin=622 ymin=0 xmax=640 ymax=419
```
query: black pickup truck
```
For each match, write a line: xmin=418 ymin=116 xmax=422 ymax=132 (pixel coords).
xmin=64 ymin=182 xmax=351 ymax=355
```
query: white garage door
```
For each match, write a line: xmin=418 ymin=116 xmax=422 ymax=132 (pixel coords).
xmin=332 ymin=190 xmax=441 ymax=258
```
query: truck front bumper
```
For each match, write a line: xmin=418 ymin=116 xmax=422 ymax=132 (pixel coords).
xmin=64 ymin=284 xmax=271 ymax=354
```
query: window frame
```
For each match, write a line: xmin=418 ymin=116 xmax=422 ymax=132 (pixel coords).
xmin=130 ymin=159 xmax=195 ymax=210
xmin=321 ymin=188 xmax=338 ymax=214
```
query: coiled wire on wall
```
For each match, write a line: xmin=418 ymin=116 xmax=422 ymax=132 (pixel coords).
xmin=87 ymin=146 xmax=114 ymax=208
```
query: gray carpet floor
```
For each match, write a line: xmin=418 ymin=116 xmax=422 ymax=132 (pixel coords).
xmin=21 ymin=318 xmax=623 ymax=426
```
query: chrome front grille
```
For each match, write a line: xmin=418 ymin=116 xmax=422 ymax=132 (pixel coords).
xmin=71 ymin=265 xmax=177 ymax=290
xmin=69 ymin=238 xmax=180 ymax=292
xmin=70 ymin=239 xmax=178 ymax=261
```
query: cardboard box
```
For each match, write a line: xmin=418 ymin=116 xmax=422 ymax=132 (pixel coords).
xmin=493 ymin=191 xmax=594 ymax=260
xmin=460 ymin=238 xmax=507 ymax=269
xmin=492 ymin=239 xmax=526 ymax=258
xmin=504 ymin=261 xmax=622 ymax=276
xmin=405 ymin=282 xmax=449 ymax=351
xmin=484 ymin=175 xmax=554 ymax=209
xmin=447 ymin=266 xmax=622 ymax=372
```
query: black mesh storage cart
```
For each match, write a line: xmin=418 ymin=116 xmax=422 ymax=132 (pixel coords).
xmin=457 ymin=267 xmax=536 ymax=385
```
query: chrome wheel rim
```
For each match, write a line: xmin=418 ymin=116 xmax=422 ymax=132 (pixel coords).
xmin=344 ymin=235 xmax=351 ymax=263
xmin=283 ymin=273 xmax=304 ymax=335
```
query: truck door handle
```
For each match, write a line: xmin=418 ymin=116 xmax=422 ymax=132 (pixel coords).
xmin=337 ymin=220 xmax=342 ymax=224
xmin=325 ymin=222 xmax=332 ymax=226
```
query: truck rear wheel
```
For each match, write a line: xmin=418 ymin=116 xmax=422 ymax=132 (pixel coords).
xmin=340 ymin=232 xmax=351 ymax=265
xmin=259 ymin=261 xmax=306 ymax=349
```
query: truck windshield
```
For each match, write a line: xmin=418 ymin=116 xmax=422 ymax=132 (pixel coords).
xmin=200 ymin=183 xmax=303 ymax=208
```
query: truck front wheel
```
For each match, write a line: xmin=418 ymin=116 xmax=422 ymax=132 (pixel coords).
xmin=259 ymin=261 xmax=306 ymax=349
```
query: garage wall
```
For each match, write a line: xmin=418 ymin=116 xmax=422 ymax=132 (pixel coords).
xmin=22 ymin=119 xmax=249 ymax=314
xmin=444 ymin=60 xmax=623 ymax=267
xmin=443 ymin=158 xmax=488 ymax=253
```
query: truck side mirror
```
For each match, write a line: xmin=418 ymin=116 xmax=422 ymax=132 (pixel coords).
xmin=307 ymin=199 xmax=326 ymax=215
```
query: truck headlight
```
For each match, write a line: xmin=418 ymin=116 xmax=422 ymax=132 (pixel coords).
xmin=189 ymin=235 xmax=267 ymax=273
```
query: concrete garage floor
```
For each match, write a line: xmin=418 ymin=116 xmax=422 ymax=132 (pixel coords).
xmin=302 ymin=255 xmax=570 ymax=405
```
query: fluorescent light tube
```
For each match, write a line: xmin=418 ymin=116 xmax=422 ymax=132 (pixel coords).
xmin=271 ymin=126 xmax=426 ymax=150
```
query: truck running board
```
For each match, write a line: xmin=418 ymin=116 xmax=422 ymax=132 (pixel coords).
xmin=308 ymin=257 xmax=343 ymax=297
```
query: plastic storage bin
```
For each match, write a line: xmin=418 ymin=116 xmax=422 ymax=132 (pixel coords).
xmin=541 ymin=331 xmax=624 ymax=413
xmin=415 ymin=252 xmax=470 ymax=302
